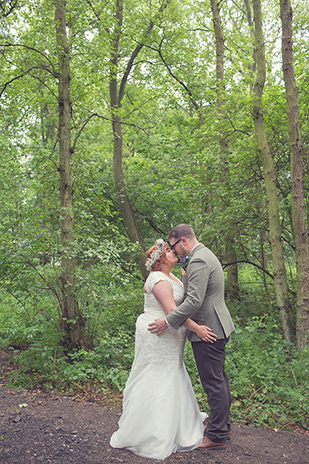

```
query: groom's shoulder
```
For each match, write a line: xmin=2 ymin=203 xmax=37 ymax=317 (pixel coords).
xmin=192 ymin=243 xmax=208 ymax=256
xmin=193 ymin=244 xmax=220 ymax=262
xmin=190 ymin=243 xmax=208 ymax=261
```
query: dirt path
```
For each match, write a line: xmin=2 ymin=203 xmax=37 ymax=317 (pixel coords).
xmin=0 ymin=383 xmax=308 ymax=464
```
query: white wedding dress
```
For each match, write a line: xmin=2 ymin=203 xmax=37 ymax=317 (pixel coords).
xmin=110 ymin=271 xmax=204 ymax=460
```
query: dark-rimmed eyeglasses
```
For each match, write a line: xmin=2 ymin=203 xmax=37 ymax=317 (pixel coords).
xmin=170 ymin=238 xmax=181 ymax=250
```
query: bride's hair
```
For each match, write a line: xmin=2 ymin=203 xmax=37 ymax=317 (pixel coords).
xmin=146 ymin=242 xmax=169 ymax=271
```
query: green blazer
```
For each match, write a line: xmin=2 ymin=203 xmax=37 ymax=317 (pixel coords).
xmin=166 ymin=243 xmax=235 ymax=342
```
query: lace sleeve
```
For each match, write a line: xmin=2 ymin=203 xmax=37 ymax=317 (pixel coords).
xmin=145 ymin=272 xmax=168 ymax=293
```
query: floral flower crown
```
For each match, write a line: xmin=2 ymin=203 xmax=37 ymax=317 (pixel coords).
xmin=145 ymin=239 xmax=165 ymax=271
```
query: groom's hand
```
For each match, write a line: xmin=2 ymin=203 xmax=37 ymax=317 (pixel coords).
xmin=148 ymin=318 xmax=167 ymax=336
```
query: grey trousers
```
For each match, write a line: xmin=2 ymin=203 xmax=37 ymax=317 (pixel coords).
xmin=192 ymin=338 xmax=231 ymax=443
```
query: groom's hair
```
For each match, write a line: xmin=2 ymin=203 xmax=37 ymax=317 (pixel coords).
xmin=168 ymin=224 xmax=196 ymax=241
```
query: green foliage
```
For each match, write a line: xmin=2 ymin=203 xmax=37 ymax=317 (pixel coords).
xmin=0 ymin=305 xmax=65 ymax=390
xmin=184 ymin=316 xmax=308 ymax=431
xmin=226 ymin=317 xmax=308 ymax=430
xmin=1 ymin=280 xmax=308 ymax=431
xmin=63 ymin=331 xmax=134 ymax=392
xmin=227 ymin=265 xmax=278 ymax=321
xmin=0 ymin=278 xmax=141 ymax=391
xmin=0 ymin=0 xmax=308 ymax=434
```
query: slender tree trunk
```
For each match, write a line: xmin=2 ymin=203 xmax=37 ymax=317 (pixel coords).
xmin=280 ymin=0 xmax=309 ymax=349
xmin=243 ymin=0 xmax=256 ymax=76
xmin=55 ymin=0 xmax=84 ymax=348
xmin=252 ymin=0 xmax=295 ymax=342
xmin=259 ymin=227 xmax=268 ymax=291
xmin=226 ymin=235 xmax=239 ymax=299
xmin=210 ymin=0 xmax=239 ymax=299
xmin=108 ymin=0 xmax=170 ymax=279
xmin=109 ymin=0 xmax=148 ymax=279
xmin=307 ymin=147 xmax=309 ymax=229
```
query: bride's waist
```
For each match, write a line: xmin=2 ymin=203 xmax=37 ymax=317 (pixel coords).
xmin=139 ymin=309 xmax=166 ymax=318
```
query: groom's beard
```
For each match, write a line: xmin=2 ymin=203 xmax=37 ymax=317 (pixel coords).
xmin=177 ymin=245 xmax=187 ymax=260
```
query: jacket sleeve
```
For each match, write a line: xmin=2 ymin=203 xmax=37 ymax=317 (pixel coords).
xmin=166 ymin=257 xmax=210 ymax=329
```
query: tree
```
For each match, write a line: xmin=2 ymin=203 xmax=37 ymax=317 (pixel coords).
xmin=280 ymin=0 xmax=309 ymax=349
xmin=210 ymin=0 xmax=239 ymax=300
xmin=54 ymin=0 xmax=84 ymax=348
xmin=252 ymin=0 xmax=295 ymax=342
xmin=0 ymin=0 xmax=308 ymax=353
xmin=108 ymin=0 xmax=149 ymax=279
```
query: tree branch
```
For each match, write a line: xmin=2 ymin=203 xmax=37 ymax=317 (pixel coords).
xmin=224 ymin=259 xmax=297 ymax=296
xmin=71 ymin=110 xmax=149 ymax=154
xmin=118 ymin=21 xmax=155 ymax=104
xmin=226 ymin=114 xmax=251 ymax=136
xmin=1 ymin=43 xmax=57 ymax=76
xmin=0 ymin=0 xmax=18 ymax=17
xmin=132 ymin=208 xmax=166 ymax=235
xmin=222 ymin=259 xmax=274 ymax=279
xmin=156 ymin=37 xmax=202 ymax=118
xmin=1 ymin=52 xmax=57 ymax=99
xmin=0 ymin=73 xmax=25 ymax=97
xmin=118 ymin=0 xmax=171 ymax=104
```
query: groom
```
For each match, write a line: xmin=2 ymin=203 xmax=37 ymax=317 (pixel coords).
xmin=148 ymin=224 xmax=235 ymax=450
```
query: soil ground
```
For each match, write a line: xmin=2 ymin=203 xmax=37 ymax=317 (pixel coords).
xmin=0 ymin=379 xmax=308 ymax=464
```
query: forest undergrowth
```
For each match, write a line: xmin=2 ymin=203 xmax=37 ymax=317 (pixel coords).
xmin=0 ymin=272 xmax=308 ymax=434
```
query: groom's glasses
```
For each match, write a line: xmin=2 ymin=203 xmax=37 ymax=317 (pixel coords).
xmin=170 ymin=238 xmax=181 ymax=250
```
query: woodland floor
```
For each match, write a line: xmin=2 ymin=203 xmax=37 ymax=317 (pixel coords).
xmin=0 ymin=356 xmax=308 ymax=464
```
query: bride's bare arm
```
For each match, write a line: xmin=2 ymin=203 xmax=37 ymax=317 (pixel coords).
xmin=149 ymin=281 xmax=217 ymax=342
xmin=152 ymin=280 xmax=177 ymax=314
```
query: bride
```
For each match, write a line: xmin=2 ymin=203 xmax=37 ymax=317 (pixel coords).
xmin=110 ymin=239 xmax=214 ymax=460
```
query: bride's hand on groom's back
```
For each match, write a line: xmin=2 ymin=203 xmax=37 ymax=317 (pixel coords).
xmin=195 ymin=325 xmax=217 ymax=343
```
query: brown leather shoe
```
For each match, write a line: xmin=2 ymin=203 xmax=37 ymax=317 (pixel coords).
xmin=198 ymin=436 xmax=227 ymax=450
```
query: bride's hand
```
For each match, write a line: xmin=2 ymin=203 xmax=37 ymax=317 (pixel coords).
xmin=195 ymin=325 xmax=217 ymax=343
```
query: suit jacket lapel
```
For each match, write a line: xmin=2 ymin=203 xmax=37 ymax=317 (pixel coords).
xmin=181 ymin=244 xmax=204 ymax=293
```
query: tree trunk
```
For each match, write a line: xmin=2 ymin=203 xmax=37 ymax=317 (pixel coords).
xmin=226 ymin=235 xmax=239 ymax=300
xmin=55 ymin=0 xmax=84 ymax=348
xmin=259 ymin=227 xmax=268 ymax=291
xmin=243 ymin=0 xmax=256 ymax=76
xmin=210 ymin=0 xmax=239 ymax=299
xmin=252 ymin=0 xmax=295 ymax=342
xmin=109 ymin=0 xmax=148 ymax=279
xmin=307 ymin=147 xmax=309 ymax=230
xmin=280 ymin=0 xmax=309 ymax=349
xmin=108 ymin=0 xmax=170 ymax=279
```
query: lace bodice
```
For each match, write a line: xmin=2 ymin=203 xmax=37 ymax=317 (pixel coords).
xmin=144 ymin=271 xmax=184 ymax=317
